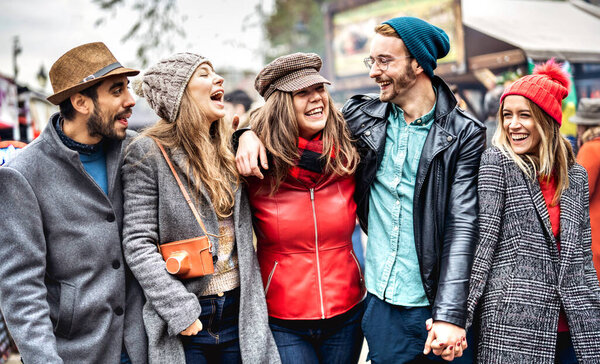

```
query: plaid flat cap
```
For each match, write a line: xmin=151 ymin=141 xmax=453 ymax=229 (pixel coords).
xmin=255 ymin=52 xmax=331 ymax=100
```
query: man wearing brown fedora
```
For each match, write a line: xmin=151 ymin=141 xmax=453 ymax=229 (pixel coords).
xmin=0 ymin=42 xmax=147 ymax=363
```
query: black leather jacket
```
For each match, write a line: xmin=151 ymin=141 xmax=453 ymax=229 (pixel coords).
xmin=341 ymin=76 xmax=486 ymax=327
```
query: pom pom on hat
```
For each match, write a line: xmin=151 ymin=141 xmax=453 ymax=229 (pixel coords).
xmin=532 ymin=58 xmax=570 ymax=90
xmin=501 ymin=58 xmax=570 ymax=125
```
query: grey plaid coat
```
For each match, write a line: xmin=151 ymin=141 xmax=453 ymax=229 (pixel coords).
xmin=468 ymin=147 xmax=600 ymax=363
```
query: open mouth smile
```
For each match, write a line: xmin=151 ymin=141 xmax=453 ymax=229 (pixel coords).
xmin=305 ymin=107 xmax=324 ymax=119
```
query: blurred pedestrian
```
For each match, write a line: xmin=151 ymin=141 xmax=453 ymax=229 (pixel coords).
xmin=570 ymin=98 xmax=600 ymax=283
xmin=124 ymin=53 xmax=280 ymax=363
xmin=239 ymin=52 xmax=365 ymax=364
xmin=224 ymin=89 xmax=253 ymax=129
xmin=468 ymin=59 xmax=600 ymax=363
xmin=0 ymin=42 xmax=147 ymax=363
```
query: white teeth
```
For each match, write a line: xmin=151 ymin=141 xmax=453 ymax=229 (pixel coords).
xmin=379 ymin=81 xmax=391 ymax=87
xmin=210 ymin=91 xmax=223 ymax=100
xmin=306 ymin=107 xmax=323 ymax=116
xmin=511 ymin=133 xmax=528 ymax=141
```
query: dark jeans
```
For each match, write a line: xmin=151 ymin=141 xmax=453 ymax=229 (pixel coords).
xmin=556 ymin=331 xmax=578 ymax=364
xmin=362 ymin=293 xmax=474 ymax=364
xmin=269 ymin=301 xmax=364 ymax=364
xmin=181 ymin=288 xmax=241 ymax=364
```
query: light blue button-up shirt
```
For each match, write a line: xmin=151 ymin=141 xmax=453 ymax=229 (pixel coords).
xmin=365 ymin=101 xmax=435 ymax=306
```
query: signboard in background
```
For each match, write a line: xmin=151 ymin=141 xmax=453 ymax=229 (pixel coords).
xmin=330 ymin=0 xmax=464 ymax=80
xmin=0 ymin=77 xmax=18 ymax=130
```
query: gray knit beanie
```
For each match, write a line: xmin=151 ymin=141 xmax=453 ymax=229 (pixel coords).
xmin=133 ymin=53 xmax=210 ymax=123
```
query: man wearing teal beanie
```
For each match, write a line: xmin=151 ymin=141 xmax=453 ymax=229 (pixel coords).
xmin=342 ymin=17 xmax=485 ymax=363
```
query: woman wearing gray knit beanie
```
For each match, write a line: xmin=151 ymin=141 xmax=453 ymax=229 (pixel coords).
xmin=121 ymin=53 xmax=281 ymax=364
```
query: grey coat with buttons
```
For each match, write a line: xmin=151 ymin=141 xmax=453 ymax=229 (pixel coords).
xmin=0 ymin=113 xmax=148 ymax=364
xmin=121 ymin=136 xmax=280 ymax=364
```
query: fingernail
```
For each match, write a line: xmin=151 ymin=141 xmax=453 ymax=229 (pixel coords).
xmin=449 ymin=346 xmax=453 ymax=350
xmin=462 ymin=337 xmax=466 ymax=342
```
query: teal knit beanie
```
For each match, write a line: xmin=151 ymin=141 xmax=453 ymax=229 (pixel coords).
xmin=383 ymin=17 xmax=450 ymax=78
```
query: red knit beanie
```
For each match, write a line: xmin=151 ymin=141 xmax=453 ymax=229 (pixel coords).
xmin=500 ymin=59 xmax=570 ymax=125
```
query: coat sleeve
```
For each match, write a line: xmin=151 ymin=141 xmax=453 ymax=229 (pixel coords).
xmin=466 ymin=148 xmax=506 ymax=328
xmin=0 ymin=167 xmax=63 ymax=363
xmin=431 ymin=126 xmax=486 ymax=328
xmin=121 ymin=139 xmax=201 ymax=336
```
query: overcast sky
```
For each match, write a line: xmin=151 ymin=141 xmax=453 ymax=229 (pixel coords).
xmin=0 ymin=0 xmax=273 ymax=94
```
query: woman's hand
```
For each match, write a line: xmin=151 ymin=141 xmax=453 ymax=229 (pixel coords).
xmin=180 ymin=319 xmax=203 ymax=336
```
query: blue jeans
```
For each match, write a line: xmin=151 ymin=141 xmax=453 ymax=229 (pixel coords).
xmin=181 ymin=288 xmax=241 ymax=364
xmin=556 ymin=331 xmax=578 ymax=364
xmin=362 ymin=293 xmax=474 ymax=364
xmin=269 ymin=302 xmax=364 ymax=364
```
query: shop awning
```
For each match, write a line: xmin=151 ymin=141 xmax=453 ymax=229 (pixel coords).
xmin=462 ymin=0 xmax=600 ymax=63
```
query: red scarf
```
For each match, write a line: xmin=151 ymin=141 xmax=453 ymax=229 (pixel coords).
xmin=288 ymin=133 xmax=334 ymax=187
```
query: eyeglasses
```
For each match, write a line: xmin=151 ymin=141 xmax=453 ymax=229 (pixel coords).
xmin=363 ymin=55 xmax=411 ymax=71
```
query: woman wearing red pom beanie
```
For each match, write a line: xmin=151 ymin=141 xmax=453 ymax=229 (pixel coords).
xmin=467 ymin=59 xmax=600 ymax=363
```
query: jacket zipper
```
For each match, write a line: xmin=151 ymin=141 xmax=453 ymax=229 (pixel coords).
xmin=310 ymin=188 xmax=326 ymax=319
xmin=264 ymin=261 xmax=278 ymax=295
xmin=350 ymin=250 xmax=364 ymax=284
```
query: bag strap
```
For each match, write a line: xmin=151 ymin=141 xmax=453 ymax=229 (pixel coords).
xmin=151 ymin=137 xmax=214 ymax=250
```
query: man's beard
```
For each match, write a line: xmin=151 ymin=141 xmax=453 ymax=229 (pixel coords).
xmin=378 ymin=62 xmax=416 ymax=102
xmin=87 ymin=103 xmax=131 ymax=141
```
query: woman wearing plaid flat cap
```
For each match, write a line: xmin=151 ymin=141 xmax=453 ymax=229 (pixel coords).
xmin=240 ymin=52 xmax=365 ymax=363
xmin=467 ymin=59 xmax=600 ymax=363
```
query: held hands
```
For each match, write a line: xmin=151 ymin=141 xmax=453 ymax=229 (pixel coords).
xmin=234 ymin=130 xmax=269 ymax=179
xmin=180 ymin=319 xmax=203 ymax=336
xmin=423 ymin=318 xmax=467 ymax=361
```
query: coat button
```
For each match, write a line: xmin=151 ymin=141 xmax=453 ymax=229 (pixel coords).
xmin=365 ymin=130 xmax=371 ymax=136
xmin=361 ymin=123 xmax=366 ymax=128
xmin=447 ymin=136 xmax=453 ymax=142
xmin=112 ymin=260 xmax=120 ymax=269
xmin=107 ymin=213 xmax=115 ymax=222
xmin=114 ymin=306 xmax=124 ymax=316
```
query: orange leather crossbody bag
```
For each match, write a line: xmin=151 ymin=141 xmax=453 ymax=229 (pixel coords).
xmin=153 ymin=138 xmax=215 ymax=279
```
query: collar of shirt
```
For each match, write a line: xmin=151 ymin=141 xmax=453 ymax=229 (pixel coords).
xmin=389 ymin=91 xmax=437 ymax=128
xmin=54 ymin=116 xmax=103 ymax=155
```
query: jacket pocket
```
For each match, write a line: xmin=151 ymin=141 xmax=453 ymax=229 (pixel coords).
xmin=45 ymin=275 xmax=76 ymax=339
xmin=350 ymin=250 xmax=364 ymax=286
xmin=264 ymin=261 xmax=278 ymax=296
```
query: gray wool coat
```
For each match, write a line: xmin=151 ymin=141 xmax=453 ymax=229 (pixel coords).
xmin=468 ymin=147 xmax=600 ymax=363
xmin=0 ymin=114 xmax=148 ymax=364
xmin=121 ymin=136 xmax=280 ymax=364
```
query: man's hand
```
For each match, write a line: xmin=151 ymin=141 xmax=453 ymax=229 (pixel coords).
xmin=423 ymin=318 xmax=467 ymax=361
xmin=235 ymin=130 xmax=268 ymax=179
xmin=180 ymin=319 xmax=203 ymax=336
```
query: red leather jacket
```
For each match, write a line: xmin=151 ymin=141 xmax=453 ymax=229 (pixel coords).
xmin=247 ymin=174 xmax=365 ymax=320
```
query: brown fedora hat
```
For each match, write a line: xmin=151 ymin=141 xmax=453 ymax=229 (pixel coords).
xmin=47 ymin=42 xmax=139 ymax=105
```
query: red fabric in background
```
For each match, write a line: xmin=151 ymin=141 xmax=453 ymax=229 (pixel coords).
xmin=538 ymin=174 xmax=569 ymax=332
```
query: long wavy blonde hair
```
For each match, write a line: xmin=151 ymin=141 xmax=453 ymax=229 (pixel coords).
xmin=249 ymin=88 xmax=359 ymax=192
xmin=142 ymin=87 xmax=239 ymax=218
xmin=494 ymin=98 xmax=575 ymax=205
